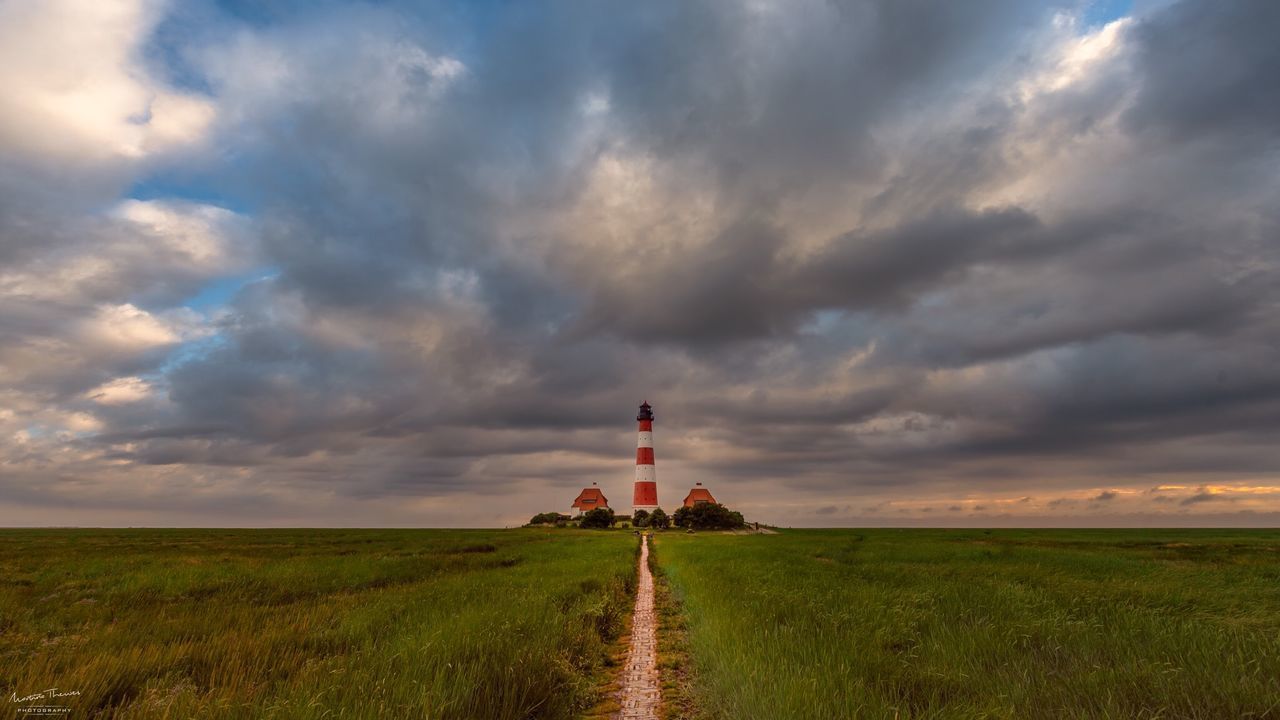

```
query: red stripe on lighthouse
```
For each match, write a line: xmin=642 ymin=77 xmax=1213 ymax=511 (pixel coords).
xmin=636 ymin=447 xmax=654 ymax=464
xmin=638 ymin=419 xmax=652 ymax=431
xmin=633 ymin=482 xmax=657 ymax=506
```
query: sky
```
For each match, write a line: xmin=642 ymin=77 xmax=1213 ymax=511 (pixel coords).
xmin=1 ymin=0 xmax=1278 ymax=528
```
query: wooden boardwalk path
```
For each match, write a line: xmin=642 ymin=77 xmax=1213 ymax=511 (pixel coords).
xmin=616 ymin=534 xmax=660 ymax=720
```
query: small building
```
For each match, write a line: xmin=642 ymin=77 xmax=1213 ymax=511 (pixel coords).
xmin=571 ymin=482 xmax=610 ymax=515
xmin=683 ymin=482 xmax=717 ymax=508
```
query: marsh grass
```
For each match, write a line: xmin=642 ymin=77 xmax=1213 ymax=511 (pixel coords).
xmin=655 ymin=529 xmax=1280 ymax=719
xmin=648 ymin=539 xmax=698 ymax=720
xmin=0 ymin=528 xmax=635 ymax=719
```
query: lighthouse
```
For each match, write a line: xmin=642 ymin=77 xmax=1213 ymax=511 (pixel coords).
xmin=633 ymin=401 xmax=659 ymax=512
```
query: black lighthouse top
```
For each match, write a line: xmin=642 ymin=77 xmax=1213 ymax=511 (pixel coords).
xmin=636 ymin=401 xmax=654 ymax=421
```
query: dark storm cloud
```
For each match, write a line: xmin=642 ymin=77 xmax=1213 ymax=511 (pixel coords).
xmin=1125 ymin=0 xmax=1280 ymax=141
xmin=2 ymin=0 xmax=1279 ymax=526
xmin=577 ymin=208 xmax=1053 ymax=344
xmin=592 ymin=0 xmax=1053 ymax=189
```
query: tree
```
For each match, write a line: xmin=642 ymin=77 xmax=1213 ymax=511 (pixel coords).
xmin=579 ymin=507 xmax=616 ymax=529
xmin=649 ymin=508 xmax=670 ymax=529
xmin=672 ymin=505 xmax=691 ymax=528
xmin=673 ymin=503 xmax=745 ymax=530
xmin=631 ymin=509 xmax=650 ymax=528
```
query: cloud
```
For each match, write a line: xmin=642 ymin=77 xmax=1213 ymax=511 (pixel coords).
xmin=1 ymin=0 xmax=1279 ymax=526
xmin=0 ymin=0 xmax=214 ymax=163
xmin=85 ymin=376 xmax=154 ymax=406
xmin=1124 ymin=1 xmax=1280 ymax=141
xmin=1181 ymin=489 xmax=1232 ymax=506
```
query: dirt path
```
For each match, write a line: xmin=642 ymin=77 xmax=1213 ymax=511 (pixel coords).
xmin=616 ymin=534 xmax=659 ymax=720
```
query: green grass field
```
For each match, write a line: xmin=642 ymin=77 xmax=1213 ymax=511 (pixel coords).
xmin=5 ymin=528 xmax=1279 ymax=719
xmin=0 ymin=529 xmax=636 ymax=719
xmin=655 ymin=529 xmax=1280 ymax=719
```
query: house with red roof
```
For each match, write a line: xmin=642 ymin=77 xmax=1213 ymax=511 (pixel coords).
xmin=683 ymin=482 xmax=717 ymax=508
xmin=571 ymin=482 xmax=610 ymax=515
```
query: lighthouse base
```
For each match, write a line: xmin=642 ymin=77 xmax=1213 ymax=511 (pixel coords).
xmin=632 ymin=480 xmax=658 ymax=512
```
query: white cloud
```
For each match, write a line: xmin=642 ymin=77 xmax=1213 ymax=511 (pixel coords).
xmin=63 ymin=411 xmax=104 ymax=433
xmin=202 ymin=26 xmax=464 ymax=134
xmin=0 ymin=0 xmax=214 ymax=163
xmin=85 ymin=376 xmax=154 ymax=405
xmin=0 ymin=200 xmax=251 ymax=304
xmin=1022 ymin=17 xmax=1132 ymax=99
xmin=114 ymin=199 xmax=246 ymax=267
xmin=79 ymin=303 xmax=180 ymax=350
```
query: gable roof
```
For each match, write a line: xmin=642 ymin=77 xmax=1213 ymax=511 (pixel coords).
xmin=683 ymin=487 xmax=717 ymax=506
xmin=572 ymin=487 xmax=609 ymax=510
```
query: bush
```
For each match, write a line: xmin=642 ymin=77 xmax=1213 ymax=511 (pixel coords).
xmin=527 ymin=512 xmax=567 ymax=526
xmin=671 ymin=503 xmax=744 ymax=530
xmin=649 ymin=508 xmax=670 ymax=529
xmin=632 ymin=509 xmax=650 ymax=528
xmin=579 ymin=507 xmax=616 ymax=529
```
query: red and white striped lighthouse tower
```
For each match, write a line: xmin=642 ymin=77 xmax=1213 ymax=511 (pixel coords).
xmin=633 ymin=401 xmax=659 ymax=512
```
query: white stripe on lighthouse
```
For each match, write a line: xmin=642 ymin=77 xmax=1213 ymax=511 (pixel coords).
xmin=637 ymin=431 xmax=653 ymax=448
xmin=635 ymin=465 xmax=655 ymax=483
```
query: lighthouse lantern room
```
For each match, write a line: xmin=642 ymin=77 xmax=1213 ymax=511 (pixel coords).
xmin=633 ymin=401 xmax=659 ymax=512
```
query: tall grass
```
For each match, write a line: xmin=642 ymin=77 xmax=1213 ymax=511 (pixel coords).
xmin=0 ymin=529 xmax=636 ymax=719
xmin=656 ymin=529 xmax=1280 ymax=719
